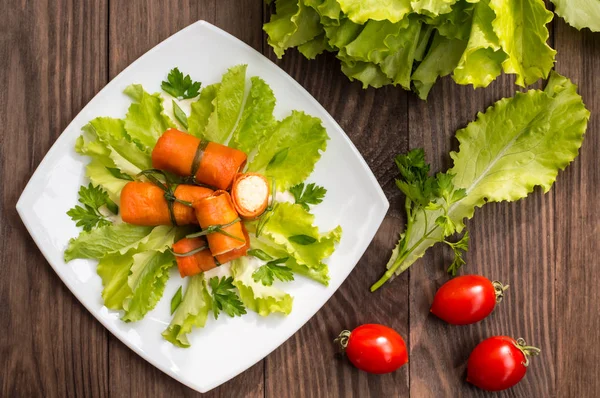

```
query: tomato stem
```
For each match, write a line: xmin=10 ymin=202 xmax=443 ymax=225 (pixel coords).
xmin=334 ymin=330 xmax=351 ymax=354
xmin=492 ymin=281 xmax=509 ymax=303
xmin=514 ymin=338 xmax=541 ymax=367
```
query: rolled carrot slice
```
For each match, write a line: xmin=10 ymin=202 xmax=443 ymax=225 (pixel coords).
xmin=120 ymin=181 xmax=213 ymax=226
xmin=172 ymin=237 xmax=217 ymax=277
xmin=192 ymin=190 xmax=246 ymax=256
xmin=231 ymin=173 xmax=270 ymax=220
xmin=151 ymin=128 xmax=247 ymax=190
xmin=215 ymin=224 xmax=250 ymax=264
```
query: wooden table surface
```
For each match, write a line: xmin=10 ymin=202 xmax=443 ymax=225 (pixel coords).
xmin=2 ymin=1 xmax=599 ymax=397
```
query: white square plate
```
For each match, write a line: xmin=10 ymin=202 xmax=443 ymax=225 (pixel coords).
xmin=16 ymin=21 xmax=388 ymax=393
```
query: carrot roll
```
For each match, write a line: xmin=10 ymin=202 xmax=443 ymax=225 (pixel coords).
xmin=151 ymin=128 xmax=247 ymax=190
xmin=231 ymin=173 xmax=270 ymax=220
xmin=215 ymin=224 xmax=250 ymax=264
xmin=192 ymin=190 xmax=246 ymax=256
xmin=120 ymin=181 xmax=213 ymax=226
xmin=172 ymin=237 xmax=217 ymax=277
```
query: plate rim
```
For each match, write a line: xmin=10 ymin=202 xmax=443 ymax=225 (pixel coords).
xmin=16 ymin=20 xmax=390 ymax=393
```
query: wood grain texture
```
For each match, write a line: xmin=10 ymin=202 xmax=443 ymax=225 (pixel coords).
xmin=554 ymin=19 xmax=600 ymax=398
xmin=0 ymin=1 xmax=109 ymax=397
xmin=2 ymin=1 xmax=600 ymax=397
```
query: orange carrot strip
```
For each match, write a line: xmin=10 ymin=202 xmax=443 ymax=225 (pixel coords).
xmin=215 ymin=224 xmax=250 ymax=264
xmin=120 ymin=181 xmax=213 ymax=226
xmin=231 ymin=173 xmax=270 ymax=220
xmin=151 ymin=128 xmax=247 ymax=190
xmin=192 ymin=190 xmax=246 ymax=256
xmin=172 ymin=237 xmax=217 ymax=277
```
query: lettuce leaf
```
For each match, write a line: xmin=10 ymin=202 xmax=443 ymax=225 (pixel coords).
xmin=188 ymin=83 xmax=220 ymax=138
xmin=337 ymin=0 xmax=412 ymax=24
xmin=411 ymin=0 xmax=459 ymax=17
xmin=75 ymin=135 xmax=129 ymax=201
xmin=203 ymin=65 xmax=247 ymax=144
xmin=551 ymin=0 xmax=600 ymax=32
xmin=64 ymin=224 xmax=153 ymax=262
xmin=162 ymin=274 xmax=211 ymax=347
xmin=247 ymin=111 xmax=328 ymax=190
xmin=231 ymin=256 xmax=293 ymax=316
xmin=298 ymin=33 xmax=333 ymax=59
xmin=97 ymin=253 xmax=133 ymax=310
xmin=229 ymin=77 xmax=276 ymax=154
xmin=123 ymin=84 xmax=175 ymax=149
xmin=489 ymin=0 xmax=555 ymax=86
xmin=264 ymin=0 xmax=323 ymax=57
xmin=258 ymin=202 xmax=341 ymax=269
xmin=250 ymin=235 xmax=330 ymax=285
xmin=453 ymin=0 xmax=506 ymax=88
xmin=82 ymin=117 xmax=152 ymax=171
xmin=121 ymin=250 xmax=174 ymax=322
xmin=412 ymin=31 xmax=466 ymax=99
xmin=121 ymin=226 xmax=178 ymax=322
xmin=377 ymin=72 xmax=589 ymax=284
xmin=340 ymin=60 xmax=393 ymax=88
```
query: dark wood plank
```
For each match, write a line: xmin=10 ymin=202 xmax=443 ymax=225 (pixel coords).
xmin=407 ymin=75 xmax=556 ymax=396
xmin=107 ymin=1 xmax=264 ymax=396
xmin=261 ymin=13 xmax=411 ymax=398
xmin=0 ymin=1 xmax=109 ymax=397
xmin=554 ymin=19 xmax=600 ymax=398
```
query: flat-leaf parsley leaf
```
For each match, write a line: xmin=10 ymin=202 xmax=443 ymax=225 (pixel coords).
xmin=67 ymin=183 xmax=118 ymax=231
xmin=289 ymin=182 xmax=326 ymax=211
xmin=161 ymin=67 xmax=201 ymax=99
xmin=208 ymin=276 xmax=246 ymax=319
xmin=252 ymin=257 xmax=294 ymax=286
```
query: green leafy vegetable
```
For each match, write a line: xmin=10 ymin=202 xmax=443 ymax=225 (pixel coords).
xmin=64 ymin=224 xmax=154 ymax=262
xmin=170 ymin=286 xmax=183 ymax=315
xmin=551 ymin=0 xmax=600 ymax=32
xmin=265 ymin=0 xmax=557 ymax=98
xmin=229 ymin=77 xmax=276 ymax=154
xmin=188 ymin=83 xmax=220 ymax=138
xmin=445 ymin=230 xmax=469 ymax=276
xmin=203 ymin=65 xmax=247 ymax=144
xmin=248 ymin=111 xmax=328 ymax=190
xmin=263 ymin=0 xmax=323 ymax=57
xmin=97 ymin=253 xmax=134 ymax=310
xmin=252 ymin=257 xmax=294 ymax=286
xmin=289 ymin=182 xmax=327 ymax=211
xmin=172 ymin=100 xmax=188 ymax=130
xmin=67 ymin=183 xmax=117 ymax=231
xmin=372 ymin=72 xmax=589 ymax=290
xmin=257 ymin=202 xmax=341 ymax=269
xmin=231 ymin=257 xmax=294 ymax=316
xmin=121 ymin=227 xmax=178 ymax=322
xmin=161 ymin=67 xmax=201 ymax=99
xmin=208 ymin=276 xmax=246 ymax=319
xmin=124 ymin=84 xmax=175 ymax=149
xmin=162 ymin=275 xmax=212 ymax=348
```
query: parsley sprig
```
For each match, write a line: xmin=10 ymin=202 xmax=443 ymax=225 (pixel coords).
xmin=372 ymin=149 xmax=468 ymax=290
xmin=208 ymin=276 xmax=246 ymax=319
xmin=252 ymin=257 xmax=294 ymax=286
xmin=67 ymin=183 xmax=118 ymax=231
xmin=161 ymin=67 xmax=201 ymax=99
xmin=289 ymin=182 xmax=327 ymax=211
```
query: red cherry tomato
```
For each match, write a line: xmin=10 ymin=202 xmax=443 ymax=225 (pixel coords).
xmin=430 ymin=275 xmax=508 ymax=325
xmin=336 ymin=324 xmax=408 ymax=374
xmin=467 ymin=336 xmax=540 ymax=391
